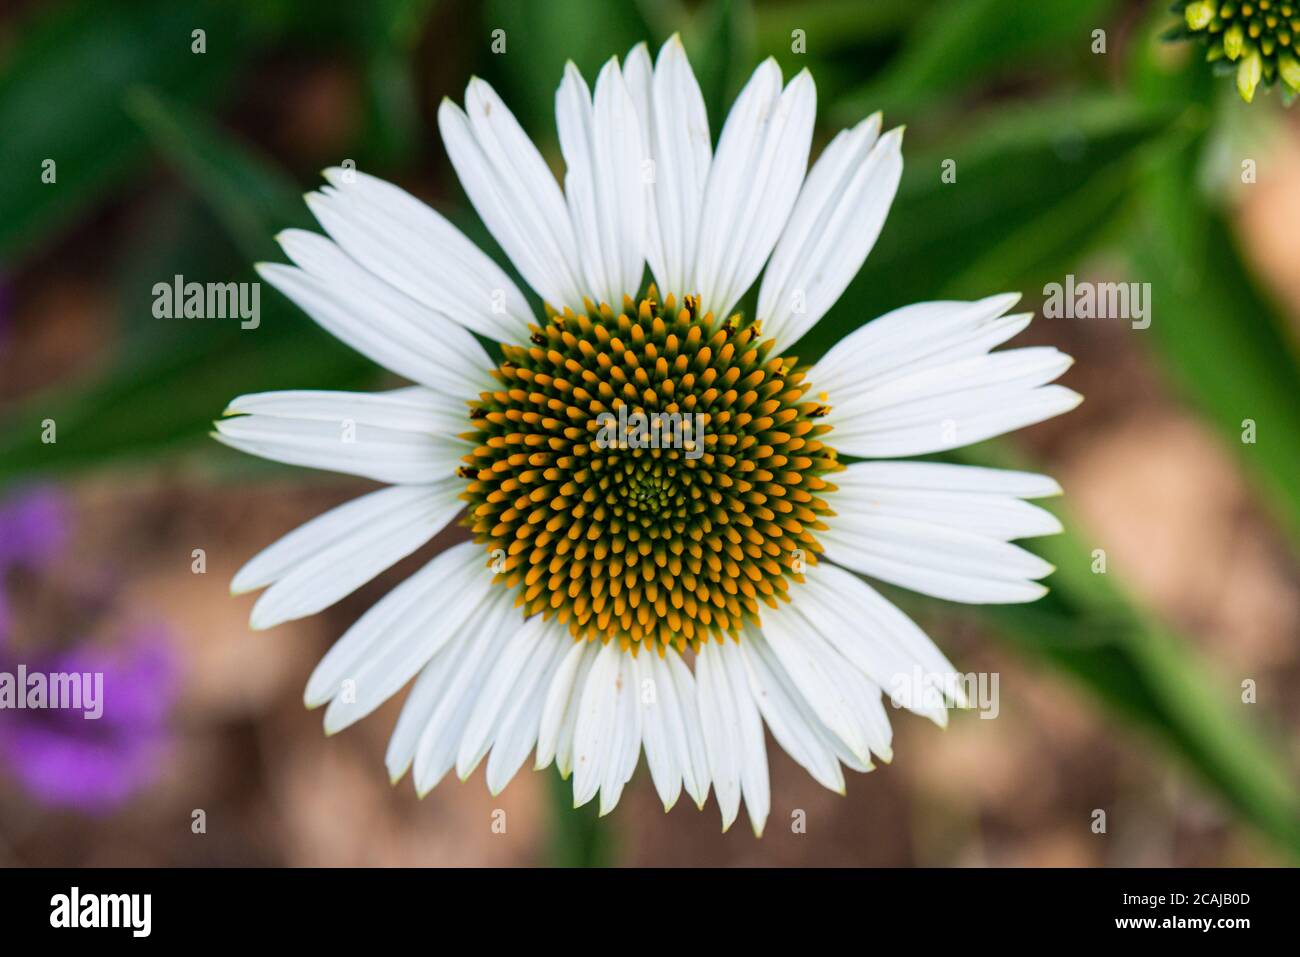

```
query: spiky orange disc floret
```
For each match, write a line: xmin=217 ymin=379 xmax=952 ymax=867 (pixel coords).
xmin=459 ymin=289 xmax=841 ymax=654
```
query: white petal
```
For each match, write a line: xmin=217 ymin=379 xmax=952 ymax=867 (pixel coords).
xmin=718 ymin=640 xmax=771 ymax=836
xmin=625 ymin=35 xmax=712 ymax=299
xmin=213 ymin=406 xmax=464 ymax=485
xmin=385 ymin=596 xmax=513 ymax=784
xmin=535 ymin=639 xmax=595 ymax=773
xmin=552 ymin=642 xmax=602 ymax=779
xmin=262 ymin=231 xmax=493 ymax=396
xmin=695 ymin=641 xmax=743 ymax=830
xmin=834 ymin=460 xmax=1062 ymax=497
xmin=759 ymin=606 xmax=878 ymax=765
xmin=225 ymin=386 xmax=470 ymax=437
xmin=571 ymin=641 xmax=624 ymax=807
xmin=634 ymin=650 xmax=682 ymax=810
xmin=821 ymin=513 xmax=1054 ymax=604
xmin=409 ymin=591 xmax=520 ymax=795
xmin=771 ymin=605 xmax=896 ymax=763
xmin=483 ymin=626 xmax=571 ymax=795
xmin=557 ymin=58 xmax=646 ymax=308
xmin=439 ymin=82 xmax=585 ymax=311
xmin=795 ymin=562 xmax=963 ymax=723
xmin=807 ymin=295 xmax=1081 ymax=456
xmin=758 ymin=119 xmax=902 ymax=351
xmin=831 ymin=385 xmax=1082 ymax=457
xmin=305 ymin=540 xmax=487 ymax=717
xmin=812 ymin=294 xmax=1025 ymax=394
xmin=308 ymin=168 xmax=533 ymax=343
xmin=739 ymin=627 xmax=846 ymax=792
xmin=244 ymin=479 xmax=463 ymax=629
xmin=820 ymin=349 xmax=1078 ymax=457
xmin=230 ymin=455 xmax=448 ymax=595
xmin=832 ymin=461 xmax=1064 ymax=541
xmin=663 ymin=648 xmax=710 ymax=807
xmin=694 ymin=63 xmax=815 ymax=320
xmin=599 ymin=650 xmax=642 ymax=816
xmin=455 ymin=615 xmax=553 ymax=780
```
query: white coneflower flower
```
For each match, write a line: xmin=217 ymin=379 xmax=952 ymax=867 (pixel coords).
xmin=216 ymin=36 xmax=1080 ymax=835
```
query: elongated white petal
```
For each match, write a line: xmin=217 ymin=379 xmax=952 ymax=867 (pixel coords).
xmin=834 ymin=460 xmax=1062 ymax=498
xmin=439 ymin=82 xmax=585 ymax=311
xmin=244 ymin=479 xmax=462 ymax=629
xmin=634 ymin=649 xmax=682 ymax=810
xmin=795 ymin=562 xmax=963 ymax=723
xmin=808 ymin=294 xmax=1080 ymax=455
xmin=718 ymin=640 xmax=770 ymax=836
xmin=694 ymin=62 xmax=815 ymax=320
xmin=385 ymin=589 xmax=516 ymax=783
xmin=308 ymin=168 xmax=533 ymax=343
xmin=409 ymin=592 xmax=520 ymax=795
xmin=225 ymin=386 xmax=470 ymax=438
xmin=758 ymin=119 xmax=902 ymax=351
xmin=759 ymin=607 xmax=880 ymax=765
xmin=739 ymin=628 xmax=847 ymax=793
xmin=599 ymin=650 xmax=642 ymax=816
xmin=230 ymin=439 xmax=449 ymax=595
xmin=831 ymin=385 xmax=1082 ymax=457
xmin=694 ymin=641 xmax=742 ymax=831
xmin=664 ymin=648 xmax=710 ymax=807
xmin=833 ymin=461 xmax=1063 ymax=541
xmin=571 ymin=641 xmax=624 ymax=807
xmin=456 ymin=615 xmax=556 ymax=781
xmin=829 ymin=347 xmax=1073 ymax=422
xmin=483 ymin=628 xmax=571 ymax=795
xmin=535 ymin=639 xmax=595 ymax=773
xmin=213 ymin=412 xmax=463 ymax=485
xmin=819 ymin=349 xmax=1077 ymax=458
xmin=557 ymin=58 xmax=646 ymax=308
xmin=625 ymin=35 xmax=712 ymax=299
xmin=821 ymin=511 xmax=1054 ymax=604
xmin=262 ymin=231 xmax=493 ymax=396
xmin=305 ymin=540 xmax=487 ymax=717
xmin=771 ymin=603 xmax=897 ymax=763
xmin=548 ymin=641 xmax=601 ymax=779
xmin=812 ymin=294 xmax=1025 ymax=392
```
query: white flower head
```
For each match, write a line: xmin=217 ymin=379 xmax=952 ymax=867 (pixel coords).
xmin=216 ymin=35 xmax=1081 ymax=836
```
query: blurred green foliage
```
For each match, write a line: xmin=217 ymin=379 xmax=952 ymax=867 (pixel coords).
xmin=0 ymin=0 xmax=1297 ymax=859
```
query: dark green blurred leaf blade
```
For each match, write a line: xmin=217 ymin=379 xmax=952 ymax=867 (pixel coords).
xmin=0 ymin=0 xmax=254 ymax=263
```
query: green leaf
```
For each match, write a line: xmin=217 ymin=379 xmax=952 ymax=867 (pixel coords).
xmin=684 ymin=0 xmax=757 ymax=125
xmin=0 ymin=312 xmax=371 ymax=480
xmin=478 ymin=0 xmax=649 ymax=131
xmin=752 ymin=0 xmax=920 ymax=57
xmin=1128 ymin=129 xmax=1300 ymax=541
xmin=836 ymin=0 xmax=1120 ymax=118
xmin=0 ymin=97 xmax=371 ymax=481
xmin=0 ymin=0 xmax=255 ymax=264
xmin=125 ymin=88 xmax=310 ymax=262
xmin=545 ymin=767 xmax=615 ymax=867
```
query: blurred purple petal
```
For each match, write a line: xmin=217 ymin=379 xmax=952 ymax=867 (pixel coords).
xmin=0 ymin=486 xmax=70 ymax=572
xmin=0 ymin=628 xmax=178 ymax=812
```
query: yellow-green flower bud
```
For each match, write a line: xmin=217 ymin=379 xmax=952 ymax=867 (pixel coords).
xmin=1224 ymin=23 xmax=1245 ymax=59
xmin=1185 ymin=0 xmax=1216 ymax=30
xmin=1238 ymin=47 xmax=1264 ymax=101
xmin=1170 ymin=0 xmax=1300 ymax=102
xmin=1280 ymin=52 xmax=1300 ymax=91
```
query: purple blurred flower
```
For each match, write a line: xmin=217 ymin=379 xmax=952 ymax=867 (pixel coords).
xmin=0 ymin=486 xmax=178 ymax=812
xmin=0 ymin=485 xmax=69 ymax=576
xmin=0 ymin=486 xmax=69 ymax=647
xmin=0 ymin=630 xmax=176 ymax=812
